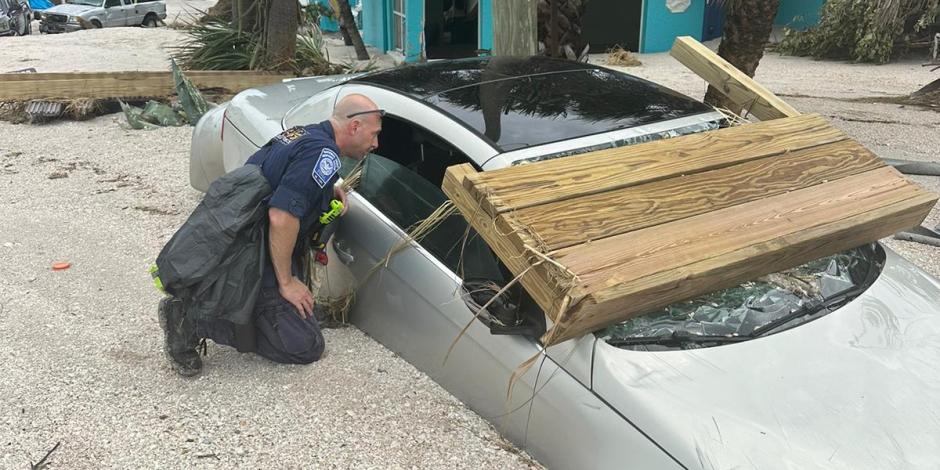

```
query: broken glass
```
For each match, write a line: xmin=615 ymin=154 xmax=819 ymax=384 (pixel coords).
xmin=599 ymin=244 xmax=882 ymax=350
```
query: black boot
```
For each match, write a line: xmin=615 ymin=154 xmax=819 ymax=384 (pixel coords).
xmin=157 ymin=296 xmax=203 ymax=377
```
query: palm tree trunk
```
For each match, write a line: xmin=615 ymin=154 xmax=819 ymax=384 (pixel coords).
xmin=537 ymin=0 xmax=589 ymax=60
xmin=262 ymin=0 xmax=298 ymax=71
xmin=339 ymin=23 xmax=354 ymax=46
xmin=704 ymin=0 xmax=780 ymax=112
xmin=337 ymin=0 xmax=369 ymax=60
xmin=202 ymin=0 xmax=232 ymax=23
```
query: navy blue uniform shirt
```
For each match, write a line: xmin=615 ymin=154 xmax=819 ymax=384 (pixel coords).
xmin=245 ymin=120 xmax=341 ymax=288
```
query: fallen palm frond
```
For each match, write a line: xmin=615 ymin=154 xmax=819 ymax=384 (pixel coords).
xmin=174 ymin=16 xmax=346 ymax=75
xmin=715 ymin=106 xmax=750 ymax=126
xmin=0 ymin=101 xmax=27 ymax=123
xmin=119 ymin=65 xmax=215 ymax=129
xmin=776 ymin=0 xmax=940 ymax=64
xmin=339 ymin=159 xmax=364 ymax=192
xmin=0 ymin=98 xmax=108 ymax=124
xmin=172 ymin=59 xmax=210 ymax=123
xmin=381 ymin=202 xmax=458 ymax=269
xmin=606 ymin=45 xmax=642 ymax=67
xmin=63 ymin=99 xmax=106 ymax=120
xmin=174 ymin=20 xmax=258 ymax=71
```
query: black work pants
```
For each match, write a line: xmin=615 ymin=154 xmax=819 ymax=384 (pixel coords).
xmin=198 ymin=288 xmax=325 ymax=365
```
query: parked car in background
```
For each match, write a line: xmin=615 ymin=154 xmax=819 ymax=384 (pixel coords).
xmin=187 ymin=57 xmax=940 ymax=469
xmin=0 ymin=0 xmax=31 ymax=36
xmin=38 ymin=0 xmax=164 ymax=33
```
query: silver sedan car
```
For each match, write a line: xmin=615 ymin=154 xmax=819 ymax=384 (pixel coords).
xmin=189 ymin=57 xmax=940 ymax=469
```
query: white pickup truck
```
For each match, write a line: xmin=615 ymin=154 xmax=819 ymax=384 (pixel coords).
xmin=38 ymin=0 xmax=165 ymax=33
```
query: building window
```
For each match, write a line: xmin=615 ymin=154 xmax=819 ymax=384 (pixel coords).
xmin=392 ymin=0 xmax=405 ymax=52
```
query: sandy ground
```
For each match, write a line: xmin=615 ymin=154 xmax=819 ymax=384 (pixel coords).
xmin=0 ymin=22 xmax=939 ymax=469
xmin=0 ymin=116 xmax=537 ymax=470
xmin=0 ymin=19 xmax=537 ymax=470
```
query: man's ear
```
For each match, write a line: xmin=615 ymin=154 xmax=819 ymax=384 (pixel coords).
xmin=349 ymin=119 xmax=361 ymax=134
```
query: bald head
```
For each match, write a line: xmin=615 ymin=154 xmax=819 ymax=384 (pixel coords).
xmin=331 ymin=94 xmax=381 ymax=124
xmin=330 ymin=93 xmax=382 ymax=161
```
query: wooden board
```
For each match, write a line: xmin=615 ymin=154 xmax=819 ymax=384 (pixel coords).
xmin=466 ymin=113 xmax=841 ymax=217
xmin=0 ymin=71 xmax=293 ymax=101
xmin=514 ymin=139 xmax=885 ymax=251
xmin=669 ymin=36 xmax=800 ymax=121
xmin=441 ymin=116 xmax=937 ymax=347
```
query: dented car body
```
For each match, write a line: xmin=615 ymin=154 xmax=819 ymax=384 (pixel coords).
xmin=188 ymin=58 xmax=940 ymax=469
xmin=38 ymin=0 xmax=164 ymax=33
xmin=0 ymin=0 xmax=31 ymax=36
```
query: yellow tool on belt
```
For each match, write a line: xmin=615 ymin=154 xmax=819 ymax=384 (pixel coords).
xmin=319 ymin=199 xmax=344 ymax=226
xmin=309 ymin=199 xmax=345 ymax=301
xmin=312 ymin=199 xmax=344 ymax=250
xmin=149 ymin=264 xmax=165 ymax=293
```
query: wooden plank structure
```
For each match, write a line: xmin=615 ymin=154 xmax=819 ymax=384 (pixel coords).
xmin=442 ymin=113 xmax=937 ymax=346
xmin=0 ymin=71 xmax=293 ymax=101
xmin=670 ymin=36 xmax=801 ymax=120
xmin=439 ymin=36 xmax=936 ymax=347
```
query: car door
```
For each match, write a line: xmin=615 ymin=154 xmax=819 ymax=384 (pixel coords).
xmin=329 ymin=121 xmax=542 ymax=447
xmin=102 ymin=0 xmax=126 ymax=26
xmin=122 ymin=0 xmax=141 ymax=25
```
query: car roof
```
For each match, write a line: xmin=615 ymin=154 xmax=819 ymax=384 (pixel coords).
xmin=349 ymin=57 xmax=714 ymax=152
xmin=350 ymin=56 xmax=600 ymax=99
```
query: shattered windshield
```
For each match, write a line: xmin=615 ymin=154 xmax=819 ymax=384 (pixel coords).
xmin=598 ymin=244 xmax=883 ymax=350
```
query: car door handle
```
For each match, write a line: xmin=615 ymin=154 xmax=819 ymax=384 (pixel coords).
xmin=333 ymin=239 xmax=355 ymax=265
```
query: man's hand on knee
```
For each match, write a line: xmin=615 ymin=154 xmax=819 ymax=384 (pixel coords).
xmin=279 ymin=277 xmax=315 ymax=318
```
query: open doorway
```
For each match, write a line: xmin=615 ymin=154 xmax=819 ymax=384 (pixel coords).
xmin=581 ymin=0 xmax=642 ymax=52
xmin=425 ymin=0 xmax=479 ymax=59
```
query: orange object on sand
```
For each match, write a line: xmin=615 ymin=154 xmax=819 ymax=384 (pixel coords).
xmin=52 ymin=262 xmax=71 ymax=271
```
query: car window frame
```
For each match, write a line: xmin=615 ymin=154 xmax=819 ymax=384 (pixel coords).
xmin=341 ymin=119 xmax=500 ymax=285
xmin=332 ymin=83 xmax=499 ymax=169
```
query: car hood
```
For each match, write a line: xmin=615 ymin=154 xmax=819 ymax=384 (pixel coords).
xmin=43 ymin=3 xmax=95 ymax=15
xmin=592 ymin=246 xmax=940 ymax=470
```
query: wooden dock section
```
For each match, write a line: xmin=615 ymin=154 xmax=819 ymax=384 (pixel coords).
xmin=442 ymin=114 xmax=937 ymax=346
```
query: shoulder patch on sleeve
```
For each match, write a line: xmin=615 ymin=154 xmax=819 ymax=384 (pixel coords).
xmin=274 ymin=126 xmax=308 ymax=145
xmin=312 ymin=147 xmax=341 ymax=188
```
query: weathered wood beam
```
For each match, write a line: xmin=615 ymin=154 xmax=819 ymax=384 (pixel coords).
xmin=555 ymin=166 xmax=928 ymax=289
xmin=0 ymin=71 xmax=293 ymax=101
xmin=546 ymin=179 xmax=936 ymax=344
xmin=514 ymin=139 xmax=885 ymax=251
xmin=669 ymin=36 xmax=800 ymax=121
xmin=467 ymin=114 xmax=843 ymax=216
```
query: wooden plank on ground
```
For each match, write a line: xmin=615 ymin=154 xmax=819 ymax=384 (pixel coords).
xmin=669 ymin=36 xmax=800 ymax=121
xmin=0 ymin=71 xmax=293 ymax=100
xmin=514 ymin=139 xmax=885 ymax=251
xmin=466 ymin=113 xmax=843 ymax=217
